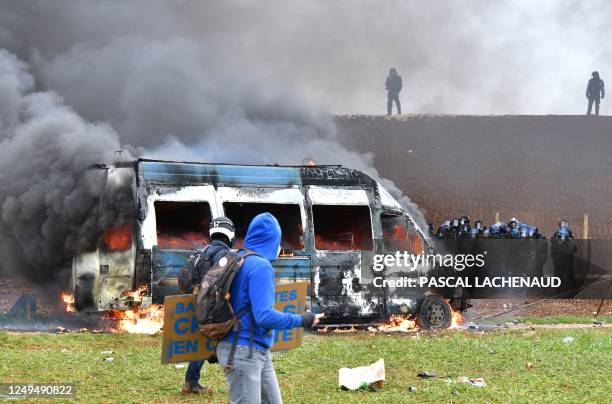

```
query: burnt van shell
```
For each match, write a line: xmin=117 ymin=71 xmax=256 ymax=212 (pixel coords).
xmin=77 ymin=159 xmax=430 ymax=323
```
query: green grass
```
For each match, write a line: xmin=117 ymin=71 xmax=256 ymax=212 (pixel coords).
xmin=512 ymin=315 xmax=612 ymax=325
xmin=0 ymin=327 xmax=610 ymax=403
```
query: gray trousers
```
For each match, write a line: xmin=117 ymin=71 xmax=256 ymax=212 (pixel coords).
xmin=587 ymin=96 xmax=600 ymax=115
xmin=387 ymin=93 xmax=401 ymax=115
xmin=217 ymin=341 xmax=282 ymax=404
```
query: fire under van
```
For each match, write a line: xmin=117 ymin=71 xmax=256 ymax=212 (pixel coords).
xmin=72 ymin=159 xmax=456 ymax=328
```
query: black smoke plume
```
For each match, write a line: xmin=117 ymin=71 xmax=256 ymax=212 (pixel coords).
xmin=0 ymin=2 xmax=426 ymax=282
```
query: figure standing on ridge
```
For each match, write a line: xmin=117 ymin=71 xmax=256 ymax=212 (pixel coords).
xmin=386 ymin=68 xmax=402 ymax=115
xmin=586 ymin=71 xmax=605 ymax=116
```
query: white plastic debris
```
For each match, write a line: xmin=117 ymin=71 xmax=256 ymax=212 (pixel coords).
xmin=339 ymin=358 xmax=385 ymax=391
xmin=458 ymin=376 xmax=486 ymax=387
xmin=100 ymin=350 xmax=113 ymax=355
xmin=174 ymin=364 xmax=187 ymax=369
xmin=562 ymin=336 xmax=575 ymax=344
xmin=102 ymin=357 xmax=114 ymax=362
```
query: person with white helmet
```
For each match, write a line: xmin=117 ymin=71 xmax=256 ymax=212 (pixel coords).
xmin=181 ymin=216 xmax=236 ymax=395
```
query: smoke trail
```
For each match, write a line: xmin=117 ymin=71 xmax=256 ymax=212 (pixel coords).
xmin=0 ymin=50 xmax=131 ymax=281
xmin=0 ymin=1 xmax=427 ymax=281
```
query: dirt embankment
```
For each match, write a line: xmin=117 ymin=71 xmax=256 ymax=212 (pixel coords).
xmin=336 ymin=115 xmax=612 ymax=239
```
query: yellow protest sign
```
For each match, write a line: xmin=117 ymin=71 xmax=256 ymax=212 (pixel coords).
xmin=161 ymin=281 xmax=309 ymax=364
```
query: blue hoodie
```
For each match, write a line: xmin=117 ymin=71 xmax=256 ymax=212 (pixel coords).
xmin=223 ymin=212 xmax=303 ymax=350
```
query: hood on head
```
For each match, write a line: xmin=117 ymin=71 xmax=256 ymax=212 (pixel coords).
xmin=244 ymin=212 xmax=282 ymax=261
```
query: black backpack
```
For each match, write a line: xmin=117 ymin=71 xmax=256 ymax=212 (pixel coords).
xmin=196 ymin=249 xmax=261 ymax=339
xmin=178 ymin=245 xmax=214 ymax=294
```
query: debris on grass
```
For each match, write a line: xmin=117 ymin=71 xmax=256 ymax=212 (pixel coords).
xmin=174 ymin=363 xmax=186 ymax=369
xmin=417 ymin=371 xmax=438 ymax=379
xmin=100 ymin=350 xmax=113 ymax=355
xmin=408 ymin=386 xmax=417 ymax=392
xmin=562 ymin=336 xmax=575 ymax=344
xmin=339 ymin=358 xmax=385 ymax=391
xmin=458 ymin=376 xmax=486 ymax=387
xmin=526 ymin=362 xmax=535 ymax=369
xmin=102 ymin=357 xmax=114 ymax=362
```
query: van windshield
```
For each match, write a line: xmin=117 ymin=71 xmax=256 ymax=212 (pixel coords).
xmin=155 ymin=201 xmax=212 ymax=249
xmin=313 ymin=205 xmax=373 ymax=251
xmin=381 ymin=213 xmax=423 ymax=254
xmin=223 ymin=202 xmax=304 ymax=251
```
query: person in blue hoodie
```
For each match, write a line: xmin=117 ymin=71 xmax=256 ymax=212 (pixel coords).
xmin=216 ymin=212 xmax=323 ymax=404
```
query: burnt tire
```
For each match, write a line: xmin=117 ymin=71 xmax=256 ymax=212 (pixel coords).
xmin=416 ymin=295 xmax=452 ymax=330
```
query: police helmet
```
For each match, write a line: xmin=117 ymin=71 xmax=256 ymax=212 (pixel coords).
xmin=593 ymin=71 xmax=600 ymax=78
xmin=559 ymin=220 xmax=569 ymax=229
xmin=389 ymin=68 xmax=397 ymax=75
xmin=508 ymin=217 xmax=520 ymax=229
xmin=209 ymin=216 xmax=236 ymax=245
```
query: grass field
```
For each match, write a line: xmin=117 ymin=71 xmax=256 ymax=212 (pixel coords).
xmin=1 ymin=325 xmax=611 ymax=403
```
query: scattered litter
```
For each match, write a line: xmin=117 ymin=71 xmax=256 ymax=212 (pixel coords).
xmin=458 ymin=376 xmax=486 ymax=387
xmin=60 ymin=348 xmax=68 ymax=353
xmin=593 ymin=320 xmax=603 ymax=326
xmin=102 ymin=357 xmax=114 ymax=362
xmin=526 ymin=362 xmax=535 ymax=369
xmin=467 ymin=322 xmax=479 ymax=330
xmin=489 ymin=349 xmax=497 ymax=354
xmin=100 ymin=350 xmax=113 ymax=355
xmin=452 ymin=390 xmax=460 ymax=396
xmin=562 ymin=336 xmax=575 ymax=344
xmin=417 ymin=371 xmax=438 ymax=379
xmin=408 ymin=386 xmax=417 ymax=392
xmin=339 ymin=358 xmax=385 ymax=391
xmin=174 ymin=364 xmax=187 ymax=369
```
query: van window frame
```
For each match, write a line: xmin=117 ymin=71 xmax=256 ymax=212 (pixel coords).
xmin=311 ymin=203 xmax=375 ymax=252
xmin=216 ymin=187 xmax=308 ymax=254
xmin=153 ymin=200 xmax=214 ymax=250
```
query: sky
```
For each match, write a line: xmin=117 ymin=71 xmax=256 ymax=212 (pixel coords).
xmin=1 ymin=0 xmax=610 ymax=116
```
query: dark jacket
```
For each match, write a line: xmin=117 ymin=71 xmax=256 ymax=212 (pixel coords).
xmin=193 ymin=239 xmax=231 ymax=285
xmin=222 ymin=213 xmax=303 ymax=350
xmin=386 ymin=74 xmax=403 ymax=94
xmin=587 ymin=78 xmax=605 ymax=98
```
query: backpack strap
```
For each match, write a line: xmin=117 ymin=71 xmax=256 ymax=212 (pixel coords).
xmin=193 ymin=244 xmax=212 ymax=268
xmin=225 ymin=304 xmax=251 ymax=372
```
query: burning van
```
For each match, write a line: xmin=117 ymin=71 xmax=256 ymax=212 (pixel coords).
xmin=72 ymin=159 xmax=455 ymax=329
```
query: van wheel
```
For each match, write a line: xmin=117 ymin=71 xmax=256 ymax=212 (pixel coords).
xmin=416 ymin=295 xmax=451 ymax=330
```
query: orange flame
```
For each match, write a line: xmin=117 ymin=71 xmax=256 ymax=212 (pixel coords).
xmin=103 ymin=224 xmax=132 ymax=251
xmin=61 ymin=292 xmax=76 ymax=313
xmin=451 ymin=308 xmax=465 ymax=329
xmin=377 ymin=314 xmax=418 ymax=333
xmin=105 ymin=304 xmax=164 ymax=334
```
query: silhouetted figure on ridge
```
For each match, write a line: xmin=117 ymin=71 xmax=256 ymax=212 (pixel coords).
xmin=586 ymin=71 xmax=605 ymax=116
xmin=386 ymin=68 xmax=402 ymax=115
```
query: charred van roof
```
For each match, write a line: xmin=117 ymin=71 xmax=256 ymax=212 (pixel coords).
xmin=131 ymin=159 xmax=377 ymax=188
